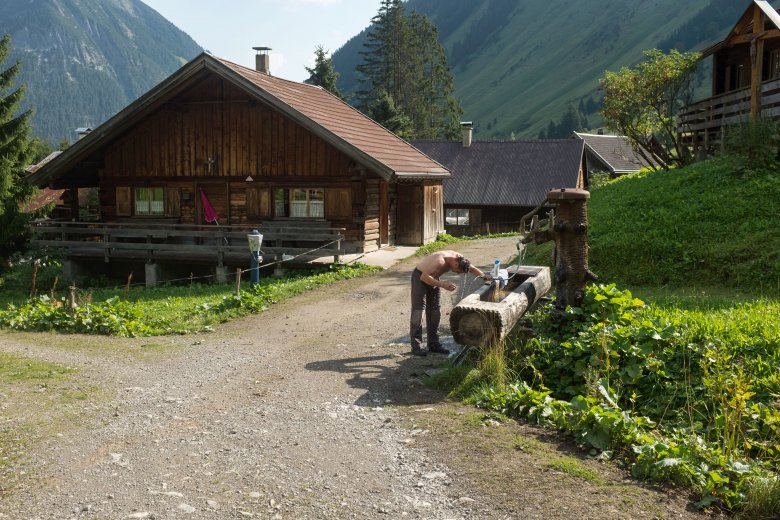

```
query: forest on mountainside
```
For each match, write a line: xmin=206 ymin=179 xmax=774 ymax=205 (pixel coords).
xmin=333 ymin=0 xmax=751 ymax=139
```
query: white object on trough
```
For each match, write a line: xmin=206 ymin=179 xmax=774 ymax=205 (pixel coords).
xmin=450 ymin=265 xmax=551 ymax=347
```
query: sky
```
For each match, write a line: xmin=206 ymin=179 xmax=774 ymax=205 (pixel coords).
xmin=141 ymin=0 xmax=382 ymax=82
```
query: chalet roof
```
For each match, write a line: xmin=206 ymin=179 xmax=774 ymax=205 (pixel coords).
xmin=409 ymin=139 xmax=584 ymax=207
xmin=700 ymin=0 xmax=780 ymax=57
xmin=28 ymin=53 xmax=448 ymax=188
xmin=215 ymin=57 xmax=448 ymax=179
xmin=572 ymin=132 xmax=655 ymax=174
xmin=23 ymin=152 xmax=64 ymax=212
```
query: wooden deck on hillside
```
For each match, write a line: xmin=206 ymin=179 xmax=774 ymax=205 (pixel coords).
xmin=678 ymin=77 xmax=780 ymax=152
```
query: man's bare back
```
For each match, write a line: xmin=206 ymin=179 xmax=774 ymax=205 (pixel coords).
xmin=415 ymin=250 xmax=485 ymax=291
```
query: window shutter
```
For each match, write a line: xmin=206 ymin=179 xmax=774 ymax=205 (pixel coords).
xmin=325 ymin=188 xmax=351 ymax=218
xmin=247 ymin=188 xmax=271 ymax=220
xmin=116 ymin=187 xmax=131 ymax=216
xmin=165 ymin=188 xmax=181 ymax=217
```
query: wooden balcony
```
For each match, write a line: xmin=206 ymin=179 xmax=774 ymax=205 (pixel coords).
xmin=678 ymin=77 xmax=780 ymax=151
xmin=29 ymin=220 xmax=345 ymax=267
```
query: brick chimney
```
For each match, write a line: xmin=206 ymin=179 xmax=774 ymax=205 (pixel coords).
xmin=253 ymin=46 xmax=272 ymax=75
xmin=460 ymin=122 xmax=473 ymax=148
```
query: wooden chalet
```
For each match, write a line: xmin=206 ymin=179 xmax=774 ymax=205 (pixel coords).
xmin=26 ymin=52 xmax=448 ymax=283
xmin=411 ymin=127 xmax=585 ymax=237
xmin=679 ymin=0 xmax=780 ymax=152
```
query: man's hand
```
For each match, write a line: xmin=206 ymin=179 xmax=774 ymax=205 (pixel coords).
xmin=441 ymin=281 xmax=457 ymax=291
xmin=481 ymin=273 xmax=494 ymax=283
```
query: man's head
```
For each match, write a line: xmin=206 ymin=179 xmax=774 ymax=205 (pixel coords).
xmin=455 ymin=255 xmax=471 ymax=274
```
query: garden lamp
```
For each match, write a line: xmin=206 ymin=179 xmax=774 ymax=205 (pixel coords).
xmin=247 ymin=229 xmax=263 ymax=286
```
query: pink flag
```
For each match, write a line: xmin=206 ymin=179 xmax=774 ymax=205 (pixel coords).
xmin=199 ymin=188 xmax=219 ymax=224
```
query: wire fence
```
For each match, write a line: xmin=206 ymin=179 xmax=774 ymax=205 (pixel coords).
xmin=26 ymin=238 xmax=351 ymax=300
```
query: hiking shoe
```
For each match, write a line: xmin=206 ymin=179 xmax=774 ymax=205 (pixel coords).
xmin=411 ymin=348 xmax=428 ymax=357
xmin=428 ymin=344 xmax=449 ymax=354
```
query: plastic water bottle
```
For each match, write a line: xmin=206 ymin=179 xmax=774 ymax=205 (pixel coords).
xmin=491 ymin=259 xmax=500 ymax=279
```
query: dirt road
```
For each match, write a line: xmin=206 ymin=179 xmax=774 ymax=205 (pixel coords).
xmin=0 ymin=237 xmax=717 ymax=519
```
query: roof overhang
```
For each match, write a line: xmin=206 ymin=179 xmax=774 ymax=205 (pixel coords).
xmin=700 ymin=0 xmax=780 ymax=58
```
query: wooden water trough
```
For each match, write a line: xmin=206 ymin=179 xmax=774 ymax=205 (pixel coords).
xmin=450 ymin=265 xmax=551 ymax=346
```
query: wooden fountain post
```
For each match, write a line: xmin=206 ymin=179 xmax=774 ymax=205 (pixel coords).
xmin=524 ymin=188 xmax=597 ymax=311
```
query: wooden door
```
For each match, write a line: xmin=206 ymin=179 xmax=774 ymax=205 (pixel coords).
xmin=396 ymin=183 xmax=422 ymax=245
xmin=379 ymin=180 xmax=389 ymax=245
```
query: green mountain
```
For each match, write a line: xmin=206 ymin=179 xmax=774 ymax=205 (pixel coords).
xmin=0 ymin=0 xmax=202 ymax=145
xmin=332 ymin=0 xmax=748 ymax=139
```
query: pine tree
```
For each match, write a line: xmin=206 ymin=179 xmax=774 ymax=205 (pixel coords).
xmin=304 ymin=46 xmax=344 ymax=99
xmin=356 ymin=1 xmax=462 ymax=139
xmin=367 ymin=89 xmax=413 ymax=139
xmin=0 ymin=34 xmax=35 ymax=269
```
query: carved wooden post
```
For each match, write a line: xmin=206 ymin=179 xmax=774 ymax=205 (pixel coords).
xmin=524 ymin=188 xmax=597 ymax=311
xmin=547 ymin=188 xmax=597 ymax=310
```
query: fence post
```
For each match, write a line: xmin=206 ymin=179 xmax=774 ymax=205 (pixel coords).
xmin=235 ymin=268 xmax=242 ymax=297
xmin=30 ymin=260 xmax=39 ymax=300
xmin=68 ymin=284 xmax=77 ymax=314
xmin=125 ymin=272 xmax=133 ymax=300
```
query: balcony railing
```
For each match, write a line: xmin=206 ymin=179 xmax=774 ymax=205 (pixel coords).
xmin=678 ymin=77 xmax=780 ymax=150
xmin=29 ymin=220 xmax=345 ymax=266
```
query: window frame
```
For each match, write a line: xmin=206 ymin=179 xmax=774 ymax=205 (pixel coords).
xmin=134 ymin=186 xmax=165 ymax=217
xmin=445 ymin=208 xmax=470 ymax=226
xmin=273 ymin=187 xmax=325 ymax=218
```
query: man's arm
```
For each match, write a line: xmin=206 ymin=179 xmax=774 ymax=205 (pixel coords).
xmin=468 ymin=265 xmax=486 ymax=279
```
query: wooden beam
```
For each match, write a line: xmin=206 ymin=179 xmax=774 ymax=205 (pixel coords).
xmin=751 ymin=9 xmax=764 ymax=119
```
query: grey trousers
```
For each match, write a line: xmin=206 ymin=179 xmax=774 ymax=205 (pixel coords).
xmin=410 ymin=268 xmax=441 ymax=350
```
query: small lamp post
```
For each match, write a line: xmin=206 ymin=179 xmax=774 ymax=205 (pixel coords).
xmin=247 ymin=229 xmax=263 ymax=286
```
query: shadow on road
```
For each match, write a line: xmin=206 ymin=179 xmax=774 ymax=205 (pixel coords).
xmin=305 ymin=348 xmax=455 ymax=408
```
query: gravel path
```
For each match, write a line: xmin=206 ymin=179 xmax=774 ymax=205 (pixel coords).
xmin=0 ymin=237 xmax=718 ymax=519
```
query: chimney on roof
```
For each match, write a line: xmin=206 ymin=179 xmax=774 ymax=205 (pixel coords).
xmin=76 ymin=127 xmax=92 ymax=140
xmin=253 ymin=46 xmax=272 ymax=75
xmin=460 ymin=122 xmax=473 ymax=148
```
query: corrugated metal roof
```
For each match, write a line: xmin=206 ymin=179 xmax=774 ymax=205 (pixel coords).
xmin=573 ymin=132 xmax=655 ymax=174
xmin=410 ymin=139 xmax=584 ymax=207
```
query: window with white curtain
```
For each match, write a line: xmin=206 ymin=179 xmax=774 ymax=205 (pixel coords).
xmin=135 ymin=187 xmax=164 ymax=216
xmin=274 ymin=188 xmax=324 ymax=218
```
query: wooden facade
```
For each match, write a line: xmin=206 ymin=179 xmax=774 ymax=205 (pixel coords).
xmin=28 ymin=53 xmax=449 ymax=272
xmin=679 ymin=0 xmax=780 ymax=151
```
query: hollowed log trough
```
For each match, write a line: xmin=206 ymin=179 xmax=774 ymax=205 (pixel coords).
xmin=450 ymin=265 xmax=551 ymax=346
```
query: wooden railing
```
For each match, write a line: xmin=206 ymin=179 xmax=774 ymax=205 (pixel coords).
xmin=29 ymin=220 xmax=345 ymax=266
xmin=678 ymin=77 xmax=780 ymax=150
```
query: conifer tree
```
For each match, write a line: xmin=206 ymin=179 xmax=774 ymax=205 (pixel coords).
xmin=356 ymin=0 xmax=462 ymax=139
xmin=367 ymin=89 xmax=413 ymax=138
xmin=304 ymin=46 xmax=343 ymax=99
xmin=0 ymin=34 xmax=35 ymax=269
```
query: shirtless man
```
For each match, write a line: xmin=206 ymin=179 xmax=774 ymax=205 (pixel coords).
xmin=409 ymin=250 xmax=488 ymax=356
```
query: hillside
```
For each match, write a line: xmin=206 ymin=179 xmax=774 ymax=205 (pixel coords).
xmin=332 ymin=0 xmax=747 ymax=139
xmin=0 ymin=0 xmax=202 ymax=145
xmin=523 ymin=157 xmax=780 ymax=294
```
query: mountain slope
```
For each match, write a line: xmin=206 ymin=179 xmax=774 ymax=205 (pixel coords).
xmin=333 ymin=0 xmax=747 ymax=139
xmin=0 ymin=0 xmax=202 ymax=145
